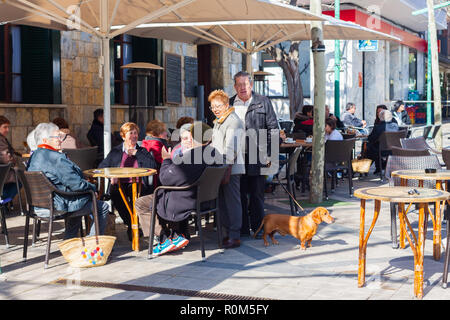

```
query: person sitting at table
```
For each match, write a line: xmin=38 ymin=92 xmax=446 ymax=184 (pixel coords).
xmin=99 ymin=122 xmax=157 ymax=241
xmin=142 ymin=119 xmax=169 ymax=166
xmin=342 ymin=102 xmax=367 ymax=129
xmin=325 ymin=117 xmax=343 ymax=141
xmin=325 ymin=105 xmax=344 ymax=129
xmin=27 ymin=122 xmax=108 ymax=239
xmin=136 ymin=121 xmax=223 ymax=256
xmin=374 ymin=104 xmax=388 ymax=125
xmin=170 ymin=123 xmax=193 ymax=160
xmin=0 ymin=116 xmax=21 ymax=204
xmin=293 ymin=105 xmax=314 ymax=136
xmin=391 ymin=100 xmax=411 ymax=126
xmin=52 ymin=117 xmax=80 ymax=149
xmin=366 ymin=110 xmax=399 ymax=174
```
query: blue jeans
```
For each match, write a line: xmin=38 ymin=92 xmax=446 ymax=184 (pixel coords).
xmin=1 ymin=182 xmax=19 ymax=202
xmin=64 ymin=200 xmax=109 ymax=239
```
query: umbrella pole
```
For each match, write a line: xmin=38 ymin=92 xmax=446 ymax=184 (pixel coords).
xmin=102 ymin=37 xmax=112 ymax=158
xmin=100 ymin=0 xmax=111 ymax=158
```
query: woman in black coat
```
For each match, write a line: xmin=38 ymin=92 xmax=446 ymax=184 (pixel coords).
xmin=99 ymin=122 xmax=157 ymax=240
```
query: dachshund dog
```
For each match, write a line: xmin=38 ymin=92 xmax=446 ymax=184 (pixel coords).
xmin=253 ymin=207 xmax=334 ymax=250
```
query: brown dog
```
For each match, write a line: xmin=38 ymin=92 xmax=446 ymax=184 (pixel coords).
xmin=253 ymin=207 xmax=334 ymax=250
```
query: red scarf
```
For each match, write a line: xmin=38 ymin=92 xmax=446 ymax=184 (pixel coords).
xmin=37 ymin=144 xmax=60 ymax=152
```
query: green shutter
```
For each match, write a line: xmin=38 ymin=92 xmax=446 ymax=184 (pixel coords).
xmin=21 ymin=26 xmax=53 ymax=104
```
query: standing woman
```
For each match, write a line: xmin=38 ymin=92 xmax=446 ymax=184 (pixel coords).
xmin=209 ymin=90 xmax=245 ymax=249
xmin=99 ymin=122 xmax=157 ymax=240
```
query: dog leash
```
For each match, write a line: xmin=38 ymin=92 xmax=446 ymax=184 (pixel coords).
xmin=275 ymin=175 xmax=305 ymax=212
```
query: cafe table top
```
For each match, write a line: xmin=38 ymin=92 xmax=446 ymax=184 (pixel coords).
xmin=354 ymin=186 xmax=450 ymax=203
xmin=83 ymin=167 xmax=156 ymax=179
xmin=391 ymin=169 xmax=450 ymax=181
xmin=280 ymin=139 xmax=312 ymax=149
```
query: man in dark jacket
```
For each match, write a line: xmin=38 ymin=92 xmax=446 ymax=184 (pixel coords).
xmin=87 ymin=109 xmax=105 ymax=164
xmin=366 ymin=110 xmax=399 ymax=174
xmin=230 ymin=71 xmax=279 ymax=237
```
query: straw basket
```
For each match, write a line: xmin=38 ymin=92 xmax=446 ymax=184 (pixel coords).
xmin=58 ymin=235 xmax=116 ymax=268
xmin=352 ymin=158 xmax=372 ymax=173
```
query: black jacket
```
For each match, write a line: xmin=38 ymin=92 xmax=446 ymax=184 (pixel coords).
xmin=367 ymin=121 xmax=399 ymax=156
xmin=98 ymin=143 xmax=157 ymax=189
xmin=156 ymin=144 xmax=222 ymax=222
xmin=229 ymin=92 xmax=279 ymax=176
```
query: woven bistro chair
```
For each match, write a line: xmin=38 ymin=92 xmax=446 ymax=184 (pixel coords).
xmin=148 ymin=165 xmax=228 ymax=261
xmin=62 ymin=147 xmax=98 ymax=172
xmin=400 ymin=136 xmax=441 ymax=155
xmin=384 ymin=155 xmax=442 ymax=249
xmin=377 ymin=130 xmax=408 ymax=180
xmin=19 ymin=170 xmax=100 ymax=269
xmin=391 ymin=146 xmax=430 ymax=157
xmin=324 ymin=138 xmax=356 ymax=198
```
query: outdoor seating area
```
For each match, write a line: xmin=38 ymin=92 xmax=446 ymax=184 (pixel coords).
xmin=0 ymin=0 xmax=450 ymax=305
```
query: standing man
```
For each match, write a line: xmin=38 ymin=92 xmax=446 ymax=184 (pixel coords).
xmin=230 ymin=71 xmax=279 ymax=237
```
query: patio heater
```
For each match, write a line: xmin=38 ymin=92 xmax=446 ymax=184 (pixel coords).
xmin=121 ymin=62 xmax=164 ymax=140
xmin=253 ymin=70 xmax=273 ymax=96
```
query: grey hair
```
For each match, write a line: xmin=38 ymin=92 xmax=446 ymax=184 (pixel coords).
xmin=26 ymin=128 xmax=38 ymax=151
xmin=379 ymin=110 xmax=392 ymax=122
xmin=346 ymin=102 xmax=355 ymax=111
xmin=34 ymin=122 xmax=59 ymax=145
xmin=233 ymin=71 xmax=253 ymax=84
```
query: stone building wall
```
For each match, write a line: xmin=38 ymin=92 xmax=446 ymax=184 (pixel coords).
xmin=2 ymin=30 xmax=201 ymax=151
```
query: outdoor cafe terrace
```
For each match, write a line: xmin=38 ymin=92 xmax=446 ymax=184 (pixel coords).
xmin=0 ymin=121 xmax=449 ymax=302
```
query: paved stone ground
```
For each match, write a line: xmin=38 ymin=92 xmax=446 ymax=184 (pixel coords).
xmin=0 ymin=125 xmax=449 ymax=301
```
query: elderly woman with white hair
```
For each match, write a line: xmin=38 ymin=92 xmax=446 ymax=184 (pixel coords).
xmin=366 ymin=110 xmax=399 ymax=174
xmin=27 ymin=122 xmax=108 ymax=239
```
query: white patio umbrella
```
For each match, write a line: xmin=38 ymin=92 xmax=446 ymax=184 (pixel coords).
xmin=125 ymin=13 xmax=400 ymax=73
xmin=0 ymin=0 xmax=325 ymax=156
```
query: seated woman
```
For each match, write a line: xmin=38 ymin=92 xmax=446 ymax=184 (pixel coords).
xmin=0 ymin=116 xmax=21 ymax=202
xmin=27 ymin=122 xmax=108 ymax=238
xmin=374 ymin=104 xmax=388 ymax=125
xmin=136 ymin=121 xmax=222 ymax=256
xmin=293 ymin=105 xmax=314 ymax=136
xmin=366 ymin=110 xmax=399 ymax=174
xmin=142 ymin=120 xmax=169 ymax=166
xmin=99 ymin=122 xmax=157 ymax=241
xmin=52 ymin=117 xmax=80 ymax=149
xmin=325 ymin=117 xmax=343 ymax=141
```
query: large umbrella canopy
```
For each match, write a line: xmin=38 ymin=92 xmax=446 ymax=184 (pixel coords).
xmin=126 ymin=14 xmax=400 ymax=56
xmin=0 ymin=0 xmax=326 ymax=157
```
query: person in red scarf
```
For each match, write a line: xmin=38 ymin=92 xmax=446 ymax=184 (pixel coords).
xmin=27 ymin=122 xmax=108 ymax=239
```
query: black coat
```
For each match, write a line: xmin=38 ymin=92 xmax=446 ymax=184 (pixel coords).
xmin=367 ymin=121 xmax=399 ymax=157
xmin=98 ymin=143 xmax=157 ymax=189
xmin=229 ymin=92 xmax=279 ymax=176
xmin=156 ymin=144 xmax=222 ymax=222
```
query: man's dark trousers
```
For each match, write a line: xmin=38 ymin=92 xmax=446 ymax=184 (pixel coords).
xmin=240 ymin=174 xmax=265 ymax=235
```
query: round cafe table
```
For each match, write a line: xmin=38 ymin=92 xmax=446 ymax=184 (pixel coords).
xmin=84 ymin=167 xmax=157 ymax=252
xmin=354 ymin=186 xmax=450 ymax=299
xmin=391 ymin=169 xmax=450 ymax=261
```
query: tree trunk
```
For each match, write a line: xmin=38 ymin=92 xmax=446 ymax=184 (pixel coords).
xmin=266 ymin=42 xmax=305 ymax=118
xmin=309 ymin=0 xmax=325 ymax=204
